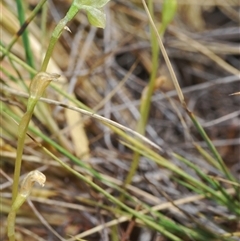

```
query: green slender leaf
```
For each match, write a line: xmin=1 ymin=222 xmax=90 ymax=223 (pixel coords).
xmin=16 ymin=0 xmax=35 ymax=76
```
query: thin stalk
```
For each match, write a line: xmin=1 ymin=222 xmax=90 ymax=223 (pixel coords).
xmin=124 ymin=0 xmax=177 ymax=187
xmin=40 ymin=4 xmax=79 ymax=71
xmin=11 ymin=112 xmax=31 ymax=201
xmin=123 ymin=0 xmax=160 ymax=188
xmin=142 ymin=0 xmax=184 ymax=105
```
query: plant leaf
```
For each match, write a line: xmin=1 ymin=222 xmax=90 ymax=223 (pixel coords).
xmin=162 ymin=0 xmax=177 ymax=27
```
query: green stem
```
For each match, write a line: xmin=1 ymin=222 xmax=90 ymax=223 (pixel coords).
xmin=12 ymin=112 xmax=32 ymax=202
xmin=7 ymin=211 xmax=16 ymax=241
xmin=41 ymin=4 xmax=79 ymax=71
xmin=12 ymin=73 xmax=58 ymax=202
xmin=124 ymin=0 xmax=173 ymax=188
xmin=123 ymin=0 xmax=159 ymax=188
xmin=9 ymin=72 xmax=58 ymax=241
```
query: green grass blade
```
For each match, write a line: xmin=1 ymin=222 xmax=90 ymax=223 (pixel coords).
xmin=16 ymin=0 xmax=35 ymax=76
xmin=187 ymin=110 xmax=235 ymax=182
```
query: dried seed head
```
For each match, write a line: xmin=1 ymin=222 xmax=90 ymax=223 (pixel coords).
xmin=20 ymin=170 xmax=46 ymax=197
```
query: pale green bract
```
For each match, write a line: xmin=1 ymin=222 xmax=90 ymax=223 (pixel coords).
xmin=75 ymin=0 xmax=110 ymax=28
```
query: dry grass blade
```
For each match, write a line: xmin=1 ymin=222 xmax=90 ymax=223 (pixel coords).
xmin=2 ymin=85 xmax=160 ymax=150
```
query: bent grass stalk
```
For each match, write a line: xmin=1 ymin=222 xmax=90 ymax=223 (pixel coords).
xmin=8 ymin=72 xmax=59 ymax=241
